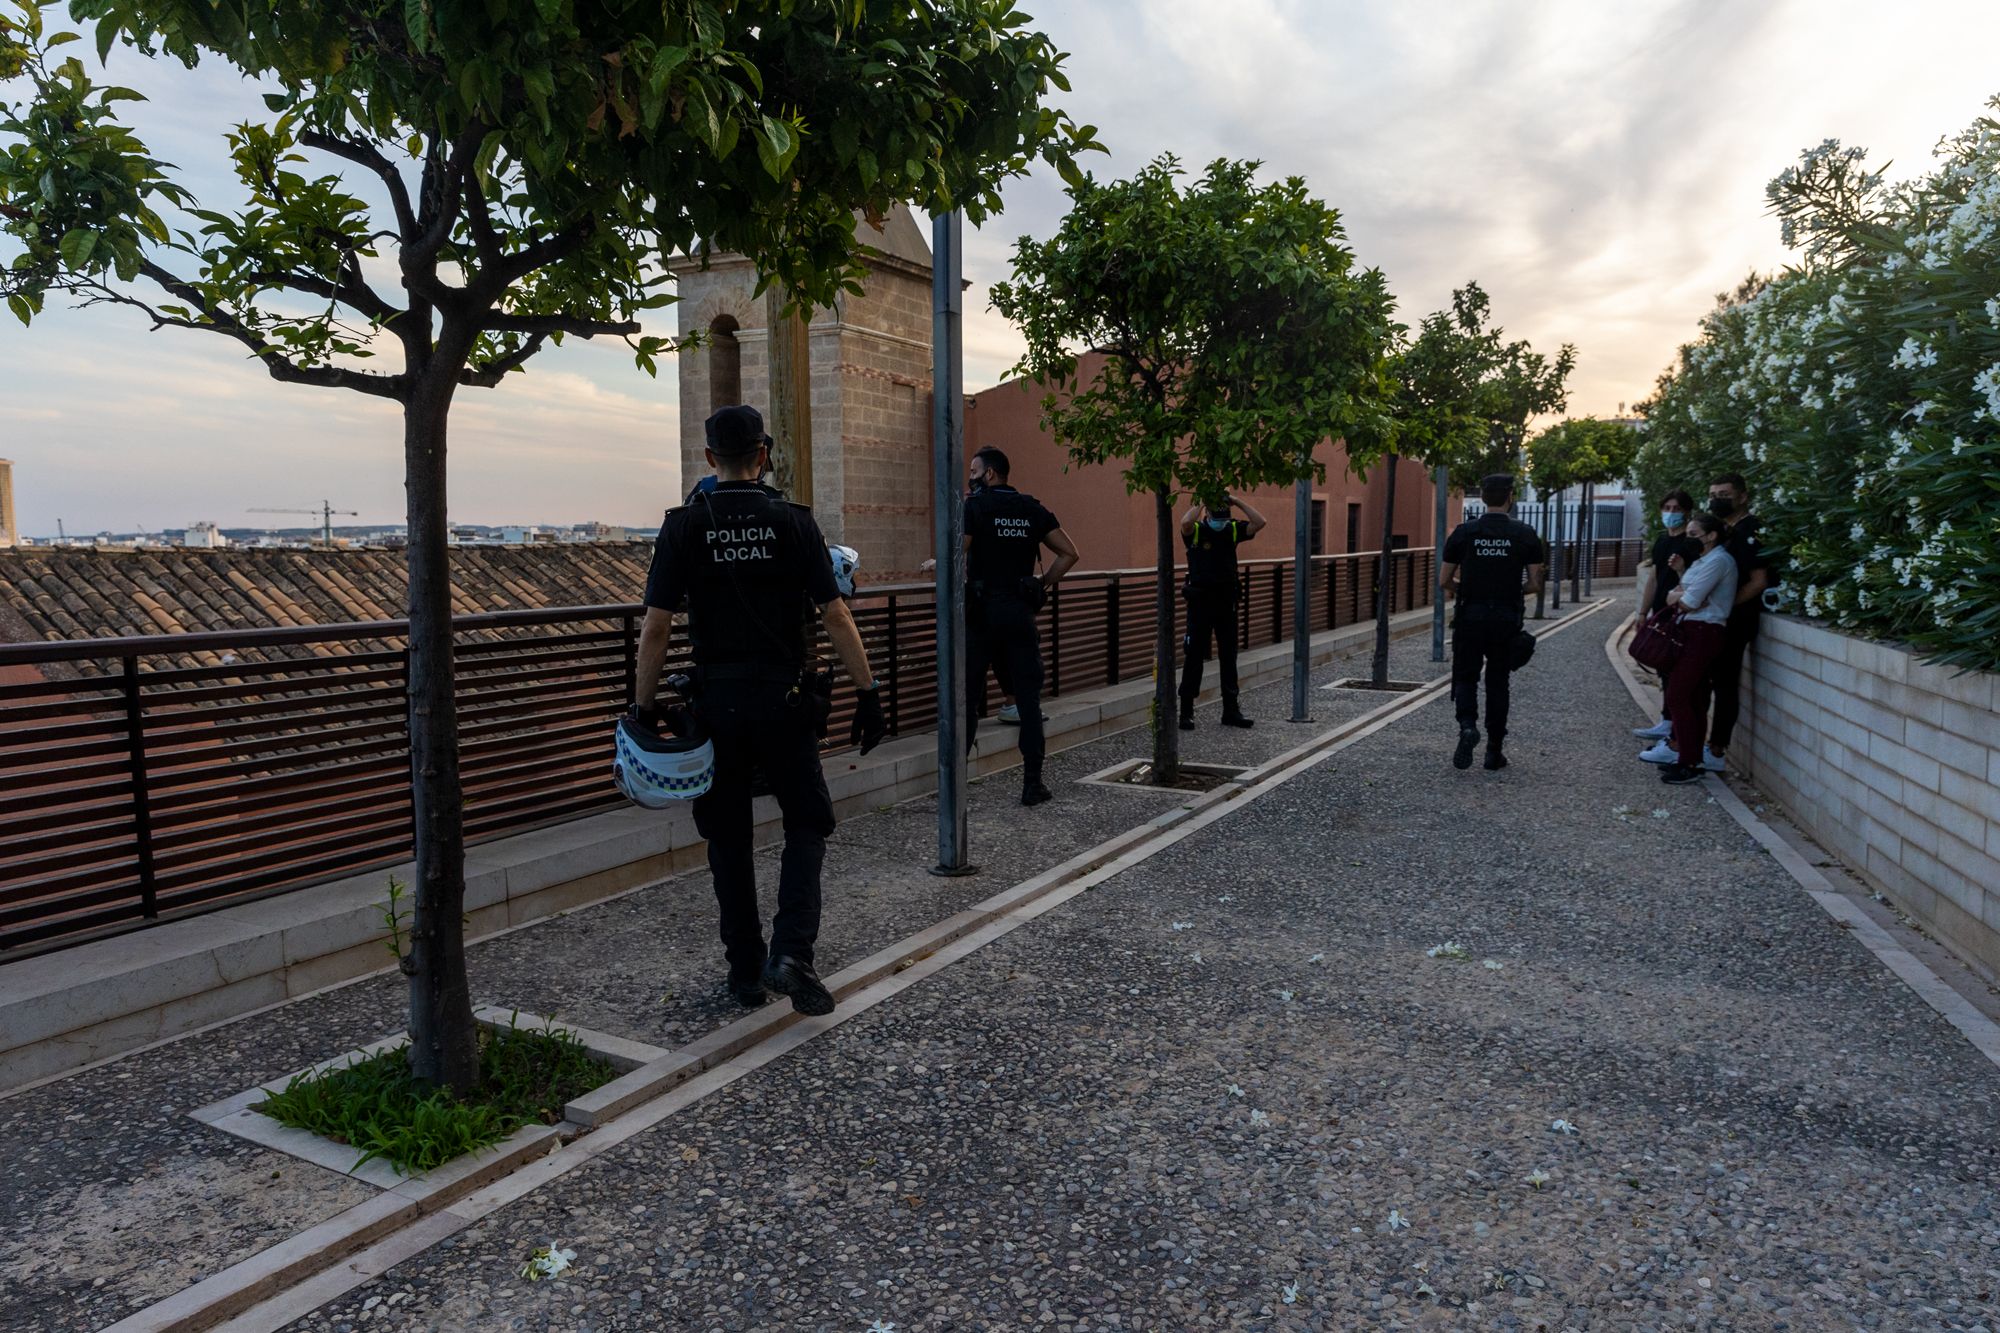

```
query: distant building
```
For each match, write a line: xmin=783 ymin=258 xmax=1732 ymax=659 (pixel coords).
xmin=0 ymin=458 xmax=14 ymax=548
xmin=182 ymin=521 xmax=227 ymax=549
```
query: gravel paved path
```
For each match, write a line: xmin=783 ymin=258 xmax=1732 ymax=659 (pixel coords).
xmin=282 ymin=610 xmax=2000 ymax=1332
xmin=0 ymin=623 xmax=1456 ymax=1333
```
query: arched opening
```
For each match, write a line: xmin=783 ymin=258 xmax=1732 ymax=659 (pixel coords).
xmin=708 ymin=315 xmax=741 ymax=408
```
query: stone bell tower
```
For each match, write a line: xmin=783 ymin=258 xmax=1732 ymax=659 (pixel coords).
xmin=668 ymin=207 xmax=937 ymax=583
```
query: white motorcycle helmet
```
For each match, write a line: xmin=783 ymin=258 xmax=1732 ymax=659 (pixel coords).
xmin=613 ymin=714 xmax=715 ymax=807
xmin=828 ymin=544 xmax=859 ymax=599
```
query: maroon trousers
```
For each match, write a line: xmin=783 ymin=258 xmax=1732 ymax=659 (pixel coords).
xmin=1665 ymin=620 xmax=1727 ymax=766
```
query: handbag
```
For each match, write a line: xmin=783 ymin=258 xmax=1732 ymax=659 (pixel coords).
xmin=1628 ymin=607 xmax=1684 ymax=673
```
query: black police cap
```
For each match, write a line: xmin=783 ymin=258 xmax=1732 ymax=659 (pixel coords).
xmin=706 ymin=404 xmax=772 ymax=458
xmin=1482 ymin=473 xmax=1516 ymax=496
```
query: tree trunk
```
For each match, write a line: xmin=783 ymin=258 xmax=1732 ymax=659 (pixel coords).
xmin=1572 ymin=483 xmax=1586 ymax=603
xmin=1152 ymin=484 xmax=1179 ymax=782
xmin=1371 ymin=452 xmax=1399 ymax=687
xmin=402 ymin=375 xmax=479 ymax=1094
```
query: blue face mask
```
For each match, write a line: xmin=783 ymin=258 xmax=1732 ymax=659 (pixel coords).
xmin=1661 ymin=510 xmax=1686 ymax=528
xmin=1205 ymin=516 xmax=1229 ymax=532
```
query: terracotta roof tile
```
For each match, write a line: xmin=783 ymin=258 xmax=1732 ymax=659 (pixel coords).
xmin=0 ymin=545 xmax=659 ymax=676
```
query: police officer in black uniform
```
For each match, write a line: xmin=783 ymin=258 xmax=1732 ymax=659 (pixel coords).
xmin=1439 ymin=474 xmax=1547 ymax=771
xmin=1178 ymin=492 xmax=1267 ymax=730
xmin=963 ymin=446 xmax=1080 ymax=807
xmin=634 ymin=406 xmax=887 ymax=1015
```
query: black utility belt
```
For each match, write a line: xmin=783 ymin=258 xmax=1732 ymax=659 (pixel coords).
xmin=696 ymin=662 xmax=809 ymax=685
xmin=969 ymin=576 xmax=1047 ymax=608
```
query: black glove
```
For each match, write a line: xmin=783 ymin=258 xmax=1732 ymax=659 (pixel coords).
xmin=850 ymin=686 xmax=888 ymax=755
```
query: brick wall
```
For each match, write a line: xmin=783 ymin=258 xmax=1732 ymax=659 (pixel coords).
xmin=1740 ymin=615 xmax=2000 ymax=977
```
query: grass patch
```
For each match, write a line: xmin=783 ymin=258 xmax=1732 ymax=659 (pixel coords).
xmin=255 ymin=1017 xmax=616 ymax=1176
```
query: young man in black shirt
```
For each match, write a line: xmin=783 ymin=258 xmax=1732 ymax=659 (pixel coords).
xmin=1631 ymin=489 xmax=1700 ymax=743
xmin=962 ymin=446 xmax=1080 ymax=806
xmin=1178 ymin=492 xmax=1267 ymax=730
xmin=635 ymin=405 xmax=887 ymax=1016
xmin=1439 ymin=474 xmax=1547 ymax=771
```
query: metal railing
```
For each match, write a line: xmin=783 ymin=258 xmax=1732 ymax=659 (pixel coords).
xmin=0 ymin=546 xmax=1496 ymax=953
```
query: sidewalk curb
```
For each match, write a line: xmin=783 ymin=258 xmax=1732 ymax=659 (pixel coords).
xmin=1601 ymin=617 xmax=2000 ymax=1070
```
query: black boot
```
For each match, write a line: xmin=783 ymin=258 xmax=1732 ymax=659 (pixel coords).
xmin=1453 ymin=725 xmax=1479 ymax=770
xmin=1178 ymin=700 xmax=1195 ymax=731
xmin=728 ymin=959 xmax=770 ymax=1008
xmin=1220 ymin=698 xmax=1254 ymax=729
xmin=762 ymin=955 xmax=835 ymax=1016
xmin=1021 ymin=776 xmax=1053 ymax=807
xmin=1483 ymin=743 xmax=1508 ymax=771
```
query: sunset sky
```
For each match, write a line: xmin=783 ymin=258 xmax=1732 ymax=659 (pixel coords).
xmin=4 ymin=0 xmax=1998 ymax=537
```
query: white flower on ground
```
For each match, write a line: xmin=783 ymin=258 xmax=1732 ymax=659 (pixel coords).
xmin=1610 ymin=803 xmax=1632 ymax=817
xmin=1416 ymin=1278 xmax=1438 ymax=1299
xmin=1171 ymin=921 xmax=1194 ymax=931
xmin=1250 ymin=1109 xmax=1270 ymax=1126
xmin=1190 ymin=951 xmax=1202 ymax=964
xmin=1482 ymin=959 xmax=1505 ymax=971
xmin=1282 ymin=1281 xmax=1300 ymax=1305
xmin=1307 ymin=952 xmax=1326 ymax=964
xmin=1651 ymin=809 xmax=1671 ymax=820
xmin=1216 ymin=894 xmax=1234 ymax=903
xmin=865 ymin=1322 xmax=897 ymax=1333
xmin=1425 ymin=941 xmax=1470 ymax=960
xmin=1525 ymin=1168 xmax=1551 ymax=1189
xmin=1550 ymin=1119 xmax=1577 ymax=1134
xmin=1387 ymin=1208 xmax=1411 ymax=1231
xmin=1227 ymin=1083 xmax=1245 ymax=1097
xmin=521 ymin=1242 xmax=577 ymax=1281
xmin=1275 ymin=989 xmax=1294 ymax=1003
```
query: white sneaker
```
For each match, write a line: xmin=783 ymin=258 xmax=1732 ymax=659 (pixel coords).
xmin=1638 ymin=740 xmax=1677 ymax=765
xmin=997 ymin=703 xmax=1021 ymax=725
xmin=1632 ymin=718 xmax=1672 ymax=740
xmin=1702 ymin=747 xmax=1727 ymax=772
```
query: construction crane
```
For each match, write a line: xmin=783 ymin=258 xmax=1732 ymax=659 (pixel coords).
xmin=248 ymin=501 xmax=359 ymax=549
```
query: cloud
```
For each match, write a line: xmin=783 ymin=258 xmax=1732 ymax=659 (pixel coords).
xmin=4 ymin=0 xmax=1998 ymax=533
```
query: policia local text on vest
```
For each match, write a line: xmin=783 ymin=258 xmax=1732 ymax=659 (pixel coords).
xmin=633 ymin=405 xmax=888 ymax=1017
xmin=1438 ymin=473 xmax=1547 ymax=772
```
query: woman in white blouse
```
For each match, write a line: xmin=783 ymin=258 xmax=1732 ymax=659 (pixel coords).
xmin=1660 ymin=512 xmax=1739 ymax=785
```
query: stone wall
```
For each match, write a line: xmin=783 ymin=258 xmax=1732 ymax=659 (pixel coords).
xmin=1739 ymin=615 xmax=2000 ymax=977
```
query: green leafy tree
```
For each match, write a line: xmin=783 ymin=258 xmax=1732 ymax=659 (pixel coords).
xmin=1527 ymin=415 xmax=1639 ymax=586
xmin=992 ymin=156 xmax=1393 ymax=778
xmin=1355 ymin=283 xmax=1497 ymax=685
xmin=0 ymin=0 xmax=1096 ymax=1090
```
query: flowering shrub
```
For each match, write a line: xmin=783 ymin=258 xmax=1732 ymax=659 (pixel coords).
xmin=1635 ymin=105 xmax=2000 ymax=671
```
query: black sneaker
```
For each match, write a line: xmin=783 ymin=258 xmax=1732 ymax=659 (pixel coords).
xmin=1178 ymin=706 xmax=1195 ymax=732
xmin=728 ymin=967 xmax=769 ymax=1008
xmin=1483 ymin=746 xmax=1508 ymax=771
xmin=1453 ymin=726 xmax=1479 ymax=770
xmin=762 ymin=955 xmax=835 ymax=1016
xmin=1021 ymin=778 xmax=1053 ymax=807
xmin=1661 ymin=763 xmax=1703 ymax=785
xmin=1220 ymin=711 xmax=1255 ymax=729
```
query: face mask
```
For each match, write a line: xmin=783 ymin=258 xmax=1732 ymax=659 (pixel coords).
xmin=1661 ymin=510 xmax=1686 ymax=528
xmin=1205 ymin=517 xmax=1229 ymax=532
xmin=1709 ymin=496 xmax=1736 ymax=519
xmin=968 ymin=476 xmax=985 ymax=495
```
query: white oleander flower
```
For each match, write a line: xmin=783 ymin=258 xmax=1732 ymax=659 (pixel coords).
xmin=1551 ymin=1119 xmax=1577 ymax=1134
xmin=1274 ymin=989 xmax=1294 ymax=1003
xmin=1525 ymin=1168 xmax=1551 ymax=1189
xmin=1250 ymin=1109 xmax=1270 ymax=1126
xmin=1171 ymin=921 xmax=1194 ymax=931
xmin=1387 ymin=1209 xmax=1411 ymax=1231
xmin=866 ymin=1321 xmax=898 ymax=1333
xmin=1228 ymin=1083 xmax=1245 ymax=1097
xmin=1482 ymin=959 xmax=1505 ymax=971
xmin=521 ymin=1242 xmax=577 ymax=1282
xmin=1282 ymin=1282 xmax=1300 ymax=1305
xmin=1426 ymin=941 xmax=1470 ymax=960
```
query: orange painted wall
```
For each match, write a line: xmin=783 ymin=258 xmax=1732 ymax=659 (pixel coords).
xmin=964 ymin=359 xmax=1458 ymax=573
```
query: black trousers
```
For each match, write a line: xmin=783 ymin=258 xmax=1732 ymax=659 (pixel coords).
xmin=967 ymin=591 xmax=1046 ymax=780
xmin=1708 ymin=610 xmax=1760 ymax=750
xmin=1179 ymin=588 xmax=1241 ymax=709
xmin=1451 ymin=607 xmax=1521 ymax=740
xmin=691 ymin=678 xmax=836 ymax=970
